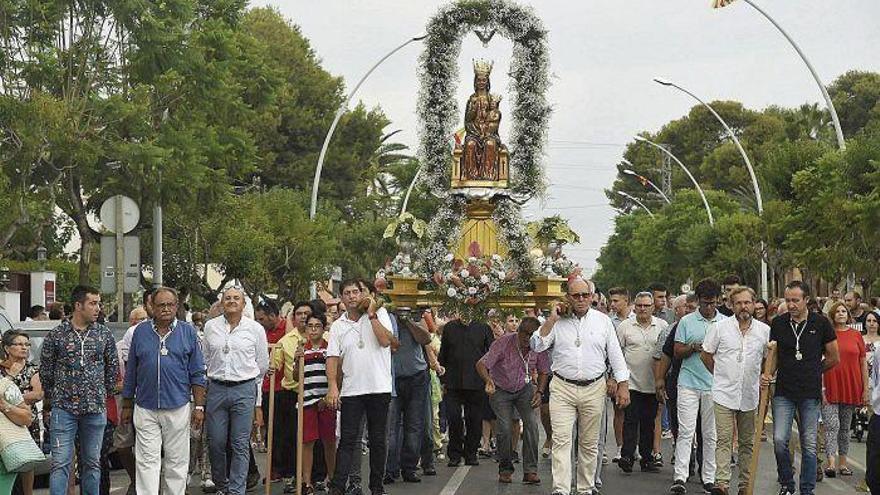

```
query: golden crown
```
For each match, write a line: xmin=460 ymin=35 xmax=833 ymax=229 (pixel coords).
xmin=473 ymin=59 xmax=493 ymax=77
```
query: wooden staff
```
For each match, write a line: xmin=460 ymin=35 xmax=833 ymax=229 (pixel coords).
xmin=296 ymin=347 xmax=305 ymax=495
xmin=265 ymin=343 xmax=279 ymax=495
xmin=745 ymin=341 xmax=777 ymax=495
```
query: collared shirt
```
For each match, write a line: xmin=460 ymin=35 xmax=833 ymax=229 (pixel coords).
xmin=617 ymin=316 xmax=667 ymax=393
xmin=271 ymin=330 xmax=304 ymax=391
xmin=327 ymin=308 xmax=393 ymax=397
xmin=39 ymin=319 xmax=119 ymax=415
xmin=531 ymin=309 xmax=629 ymax=383
xmin=479 ymin=333 xmax=550 ymax=393
xmin=122 ymin=319 xmax=207 ymax=410
xmin=118 ymin=324 xmax=137 ymax=365
xmin=703 ymin=317 xmax=770 ymax=411
xmin=610 ymin=310 xmax=635 ymax=331
xmin=203 ymin=315 xmax=269 ymax=387
xmin=676 ymin=310 xmax=725 ymax=392
xmin=262 ymin=319 xmax=287 ymax=393
xmin=655 ymin=307 xmax=676 ymax=325
xmin=770 ymin=312 xmax=836 ymax=400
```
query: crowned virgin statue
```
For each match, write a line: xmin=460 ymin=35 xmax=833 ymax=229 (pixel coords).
xmin=460 ymin=60 xmax=508 ymax=182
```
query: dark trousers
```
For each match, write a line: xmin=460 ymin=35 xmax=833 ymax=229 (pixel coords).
xmin=312 ymin=441 xmax=327 ymax=481
xmin=867 ymin=414 xmax=880 ymax=494
xmin=622 ymin=390 xmax=658 ymax=462
xmin=395 ymin=371 xmax=430 ymax=474
xmin=331 ymin=393 xmax=391 ymax=494
xmin=445 ymin=388 xmax=483 ymax=463
xmin=274 ymin=390 xmax=298 ymax=478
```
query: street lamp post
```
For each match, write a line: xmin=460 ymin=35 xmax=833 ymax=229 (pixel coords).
xmin=309 ymin=34 xmax=426 ymax=222
xmin=714 ymin=0 xmax=845 ymax=150
xmin=653 ymin=77 xmax=767 ymax=300
xmin=307 ymin=34 xmax=425 ymax=299
xmin=617 ymin=191 xmax=655 ymax=218
xmin=634 ymin=136 xmax=715 ymax=226
xmin=621 ymin=160 xmax=672 ymax=204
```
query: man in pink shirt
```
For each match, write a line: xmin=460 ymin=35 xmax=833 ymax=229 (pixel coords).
xmin=476 ymin=317 xmax=550 ymax=485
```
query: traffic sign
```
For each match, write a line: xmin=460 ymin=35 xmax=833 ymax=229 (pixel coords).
xmin=99 ymin=195 xmax=140 ymax=234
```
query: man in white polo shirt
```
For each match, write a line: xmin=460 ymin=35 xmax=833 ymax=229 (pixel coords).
xmin=325 ymin=279 xmax=396 ymax=495
xmin=701 ymin=286 xmax=770 ymax=495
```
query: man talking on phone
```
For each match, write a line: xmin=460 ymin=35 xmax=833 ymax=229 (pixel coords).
xmin=531 ymin=277 xmax=630 ymax=495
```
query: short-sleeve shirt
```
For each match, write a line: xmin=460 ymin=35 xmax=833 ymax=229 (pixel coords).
xmin=703 ymin=317 xmax=770 ymax=411
xmin=770 ymin=312 xmax=836 ymax=400
xmin=676 ymin=310 xmax=725 ymax=392
xmin=617 ymin=317 xmax=666 ymax=394
xmin=823 ymin=328 xmax=865 ymax=405
xmin=327 ymin=308 xmax=393 ymax=397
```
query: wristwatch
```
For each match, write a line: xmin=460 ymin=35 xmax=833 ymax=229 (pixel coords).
xmin=194 ymin=405 xmax=205 ymax=412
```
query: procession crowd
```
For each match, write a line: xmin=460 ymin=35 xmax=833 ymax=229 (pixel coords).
xmin=1 ymin=277 xmax=879 ymax=495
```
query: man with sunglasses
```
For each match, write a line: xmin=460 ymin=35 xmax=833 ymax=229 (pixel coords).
xmin=203 ymin=286 xmax=269 ymax=495
xmin=670 ymin=279 xmax=725 ymax=494
xmin=531 ymin=278 xmax=630 ymax=495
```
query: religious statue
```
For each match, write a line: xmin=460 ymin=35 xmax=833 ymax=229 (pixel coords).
xmin=458 ymin=59 xmax=509 ymax=183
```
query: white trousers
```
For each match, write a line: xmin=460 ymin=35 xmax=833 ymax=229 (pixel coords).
xmin=549 ymin=377 xmax=606 ymax=493
xmin=673 ymin=386 xmax=717 ymax=483
xmin=134 ymin=403 xmax=192 ymax=495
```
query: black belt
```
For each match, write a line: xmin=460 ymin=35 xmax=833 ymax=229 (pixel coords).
xmin=553 ymin=372 xmax=602 ymax=387
xmin=210 ymin=377 xmax=255 ymax=387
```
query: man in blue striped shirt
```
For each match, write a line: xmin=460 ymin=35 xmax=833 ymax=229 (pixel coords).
xmin=121 ymin=287 xmax=207 ymax=495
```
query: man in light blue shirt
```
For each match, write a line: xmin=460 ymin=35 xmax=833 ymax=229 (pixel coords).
xmin=669 ymin=279 xmax=725 ymax=495
xmin=122 ymin=287 xmax=206 ymax=495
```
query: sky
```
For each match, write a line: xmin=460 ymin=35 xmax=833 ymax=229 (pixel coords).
xmin=250 ymin=0 xmax=880 ymax=276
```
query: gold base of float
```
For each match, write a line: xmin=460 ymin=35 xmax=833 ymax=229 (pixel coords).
xmin=387 ymin=274 xmax=566 ymax=312
xmin=388 ymin=180 xmax=567 ymax=312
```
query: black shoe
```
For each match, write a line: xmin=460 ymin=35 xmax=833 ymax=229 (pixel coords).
xmin=422 ymin=467 xmax=437 ymax=476
xmin=465 ymin=458 xmax=480 ymax=466
xmin=651 ymin=451 xmax=663 ymax=467
xmin=477 ymin=448 xmax=493 ymax=459
xmin=247 ymin=471 xmax=260 ymax=492
xmin=447 ymin=459 xmax=462 ymax=467
xmin=344 ymin=486 xmax=363 ymax=495
xmin=401 ymin=472 xmax=421 ymax=483
xmin=618 ymin=456 xmax=634 ymax=473
xmin=669 ymin=479 xmax=687 ymax=494
xmin=702 ymin=482 xmax=715 ymax=493
xmin=824 ymin=468 xmax=836 ymax=478
xmin=382 ymin=474 xmax=396 ymax=485
xmin=512 ymin=450 xmax=520 ymax=463
xmin=640 ymin=461 xmax=661 ymax=473
xmin=776 ymin=487 xmax=795 ymax=495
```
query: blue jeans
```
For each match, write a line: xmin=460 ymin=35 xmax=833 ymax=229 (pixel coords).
xmin=207 ymin=380 xmax=256 ymax=495
xmin=772 ymin=396 xmax=820 ymax=495
xmin=394 ymin=370 xmax=429 ymax=475
xmin=49 ymin=408 xmax=107 ymax=495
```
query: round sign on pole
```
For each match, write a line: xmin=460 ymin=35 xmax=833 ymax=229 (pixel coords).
xmin=99 ymin=195 xmax=140 ymax=234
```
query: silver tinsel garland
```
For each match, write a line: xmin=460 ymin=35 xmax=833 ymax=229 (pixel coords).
xmin=415 ymin=0 xmax=551 ymax=279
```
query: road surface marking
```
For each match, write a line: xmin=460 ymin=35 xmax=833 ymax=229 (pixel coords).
xmin=439 ymin=466 xmax=471 ymax=495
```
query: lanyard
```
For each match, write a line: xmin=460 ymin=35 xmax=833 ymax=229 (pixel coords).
xmin=790 ymin=319 xmax=807 ymax=360
xmin=152 ymin=320 xmax=177 ymax=356
xmin=518 ymin=345 xmax=530 ymax=384
xmin=73 ymin=327 xmax=91 ymax=367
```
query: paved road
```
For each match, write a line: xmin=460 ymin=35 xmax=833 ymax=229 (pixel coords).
xmin=35 ymin=413 xmax=870 ymax=495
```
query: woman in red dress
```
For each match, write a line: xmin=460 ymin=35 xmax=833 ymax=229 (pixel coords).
xmin=822 ymin=302 xmax=869 ymax=478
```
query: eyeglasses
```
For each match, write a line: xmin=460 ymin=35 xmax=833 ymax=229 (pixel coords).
xmin=155 ymin=302 xmax=177 ymax=309
xmin=10 ymin=342 xmax=31 ymax=347
xmin=634 ymin=304 xmax=653 ymax=309
xmin=568 ymin=292 xmax=593 ymax=300
xmin=306 ymin=324 xmax=324 ymax=329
